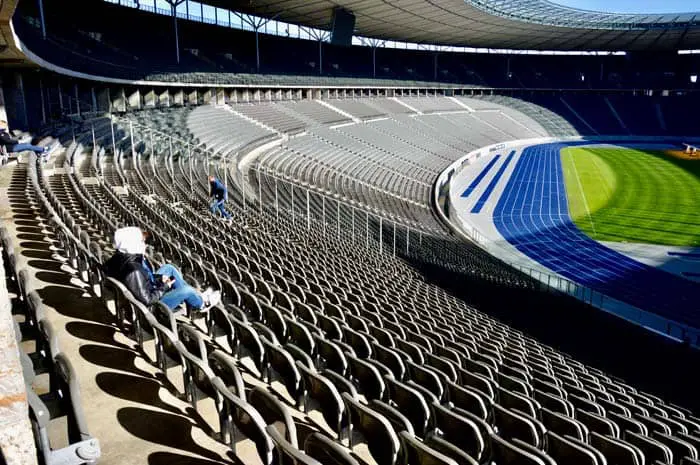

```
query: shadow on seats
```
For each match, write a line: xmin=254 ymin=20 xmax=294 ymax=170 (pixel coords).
xmin=117 ymin=407 xmax=224 ymax=462
xmin=65 ymin=321 xmax=124 ymax=346
xmin=96 ymin=372 xmax=182 ymax=415
xmin=39 ymin=286 xmax=109 ymax=322
xmin=34 ymin=270 xmax=76 ymax=287
xmin=27 ymin=258 xmax=65 ymax=273
xmin=79 ymin=344 xmax=153 ymax=378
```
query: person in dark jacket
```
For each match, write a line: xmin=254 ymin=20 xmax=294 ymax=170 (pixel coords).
xmin=103 ymin=227 xmax=220 ymax=313
xmin=209 ymin=175 xmax=232 ymax=220
xmin=0 ymin=120 xmax=53 ymax=158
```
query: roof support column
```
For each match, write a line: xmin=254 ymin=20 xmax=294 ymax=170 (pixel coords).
xmin=361 ymin=38 xmax=385 ymax=78
xmin=304 ymin=27 xmax=330 ymax=76
xmin=240 ymin=13 xmax=280 ymax=72
xmin=37 ymin=0 xmax=46 ymax=39
xmin=166 ymin=0 xmax=185 ymax=64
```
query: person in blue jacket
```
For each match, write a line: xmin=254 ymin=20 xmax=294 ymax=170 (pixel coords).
xmin=209 ymin=175 xmax=232 ymax=220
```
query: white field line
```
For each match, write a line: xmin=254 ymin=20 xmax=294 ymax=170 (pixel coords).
xmin=565 ymin=147 xmax=597 ymax=238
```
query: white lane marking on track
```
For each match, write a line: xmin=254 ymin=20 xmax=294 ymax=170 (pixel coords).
xmin=565 ymin=147 xmax=597 ymax=238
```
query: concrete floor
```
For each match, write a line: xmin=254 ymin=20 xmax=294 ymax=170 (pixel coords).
xmin=0 ymin=158 xmax=238 ymax=465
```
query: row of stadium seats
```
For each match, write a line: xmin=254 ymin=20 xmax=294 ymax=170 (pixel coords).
xmin=1 ymin=165 xmax=101 ymax=465
xmin=14 ymin=113 xmax=698 ymax=464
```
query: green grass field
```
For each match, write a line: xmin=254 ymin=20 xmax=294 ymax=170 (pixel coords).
xmin=561 ymin=146 xmax=700 ymax=246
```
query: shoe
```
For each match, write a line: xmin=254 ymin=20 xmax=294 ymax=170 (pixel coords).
xmin=200 ymin=288 xmax=221 ymax=311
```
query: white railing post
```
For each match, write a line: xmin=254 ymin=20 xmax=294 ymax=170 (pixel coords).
xmin=351 ymin=207 xmax=355 ymax=244
xmin=258 ymin=170 xmax=263 ymax=213
xmin=366 ymin=212 xmax=369 ymax=249
xmin=275 ymin=177 xmax=279 ymax=221
xmin=91 ymin=123 xmax=96 ymax=150
xmin=306 ymin=189 xmax=310 ymax=230
xmin=188 ymin=144 xmax=193 ymax=194
xmin=129 ymin=120 xmax=136 ymax=159
xmin=110 ymin=120 xmax=116 ymax=155
xmin=241 ymin=169 xmax=246 ymax=211
xmin=168 ymin=136 xmax=174 ymax=184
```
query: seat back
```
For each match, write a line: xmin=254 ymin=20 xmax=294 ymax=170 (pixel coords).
xmin=249 ymin=387 xmax=298 ymax=448
xmin=546 ymin=431 xmax=602 ymax=465
xmin=266 ymin=425 xmax=322 ymax=465
xmin=385 ymin=377 xmax=430 ymax=436
xmin=590 ymin=432 xmax=642 ymax=465
xmin=489 ymin=433 xmax=546 ymax=465
xmin=304 ymin=432 xmax=360 ymax=465
xmin=343 ymin=393 xmax=400 ymax=465
xmin=399 ymin=431 xmax=460 ymax=465
xmin=208 ymin=350 xmax=246 ymax=401
xmin=492 ymin=404 xmax=543 ymax=448
xmin=430 ymin=402 xmax=485 ymax=462
xmin=212 ymin=377 xmax=274 ymax=465
xmin=297 ymin=362 xmax=345 ymax=435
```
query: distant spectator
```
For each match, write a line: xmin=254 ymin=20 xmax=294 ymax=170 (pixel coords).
xmin=103 ymin=227 xmax=220 ymax=315
xmin=209 ymin=175 xmax=232 ymax=220
xmin=0 ymin=120 xmax=55 ymax=160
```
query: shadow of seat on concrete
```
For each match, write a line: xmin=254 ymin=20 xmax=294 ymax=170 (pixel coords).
xmin=148 ymin=451 xmax=234 ymax=465
xmin=79 ymin=344 xmax=154 ymax=379
xmin=38 ymin=286 xmax=107 ymax=322
xmin=117 ymin=407 xmax=225 ymax=462
xmin=96 ymin=372 xmax=184 ymax=416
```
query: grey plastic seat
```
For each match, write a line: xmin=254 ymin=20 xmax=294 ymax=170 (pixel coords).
xmin=262 ymin=340 xmax=302 ymax=403
xmin=304 ymin=432 xmax=360 ymax=465
xmin=577 ymin=408 xmax=620 ymax=438
xmin=399 ymin=431 xmax=460 ymax=465
xmin=347 ymin=352 xmax=386 ymax=401
xmin=370 ymin=399 xmax=415 ymax=436
xmin=430 ymin=402 xmax=485 ymax=462
xmin=541 ymin=408 xmax=589 ymax=441
xmin=343 ymin=393 xmax=401 ymax=465
xmin=546 ymin=431 xmax=603 ymax=465
xmin=590 ymin=431 xmax=643 ymax=465
xmin=652 ymin=431 xmax=698 ymax=463
xmin=446 ymin=381 xmax=490 ymax=421
xmin=249 ymin=387 xmax=298 ymax=448
xmin=385 ymin=377 xmax=431 ymax=436
xmin=489 ymin=433 xmax=547 ymax=465
xmin=266 ymin=425 xmax=321 ymax=465
xmin=424 ymin=433 xmax=479 ymax=465
xmin=493 ymin=404 xmax=544 ymax=448
xmin=297 ymin=361 xmax=346 ymax=436
xmin=212 ymin=377 xmax=274 ymax=465
xmin=208 ymin=350 xmax=246 ymax=401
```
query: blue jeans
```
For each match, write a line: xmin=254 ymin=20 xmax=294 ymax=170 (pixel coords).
xmin=156 ymin=264 xmax=185 ymax=290
xmin=10 ymin=143 xmax=46 ymax=155
xmin=156 ymin=264 xmax=203 ymax=310
xmin=210 ymin=199 xmax=231 ymax=219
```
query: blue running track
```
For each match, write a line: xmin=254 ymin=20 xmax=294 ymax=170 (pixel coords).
xmin=461 ymin=155 xmax=501 ymax=198
xmin=472 ymin=151 xmax=516 ymax=214
xmin=493 ymin=143 xmax=700 ymax=328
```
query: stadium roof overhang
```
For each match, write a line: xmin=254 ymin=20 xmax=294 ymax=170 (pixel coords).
xmin=209 ymin=0 xmax=700 ymax=51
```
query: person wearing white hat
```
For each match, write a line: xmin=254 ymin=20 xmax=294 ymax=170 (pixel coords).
xmin=103 ymin=227 xmax=220 ymax=314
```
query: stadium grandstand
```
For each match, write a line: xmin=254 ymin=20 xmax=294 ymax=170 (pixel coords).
xmin=0 ymin=0 xmax=699 ymax=464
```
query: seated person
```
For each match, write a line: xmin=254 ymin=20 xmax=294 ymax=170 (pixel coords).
xmin=0 ymin=120 xmax=54 ymax=158
xmin=103 ymin=227 xmax=220 ymax=314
